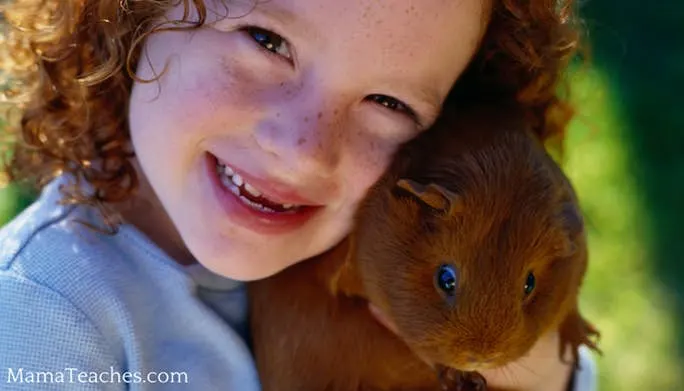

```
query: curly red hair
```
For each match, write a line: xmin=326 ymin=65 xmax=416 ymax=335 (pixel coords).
xmin=0 ymin=0 xmax=581 ymax=223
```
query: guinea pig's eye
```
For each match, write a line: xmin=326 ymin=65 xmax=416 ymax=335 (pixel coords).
xmin=435 ymin=264 xmax=458 ymax=296
xmin=523 ymin=272 xmax=536 ymax=297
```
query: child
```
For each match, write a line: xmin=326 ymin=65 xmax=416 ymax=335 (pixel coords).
xmin=0 ymin=0 xmax=596 ymax=390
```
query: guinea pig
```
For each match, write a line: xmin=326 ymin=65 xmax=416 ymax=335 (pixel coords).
xmin=247 ymin=104 xmax=600 ymax=391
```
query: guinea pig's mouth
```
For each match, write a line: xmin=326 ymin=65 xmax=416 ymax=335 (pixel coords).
xmin=368 ymin=303 xmax=505 ymax=373
xmin=447 ymin=362 xmax=497 ymax=372
xmin=416 ymin=343 xmax=506 ymax=373
xmin=425 ymin=355 xmax=500 ymax=374
xmin=436 ymin=351 xmax=505 ymax=373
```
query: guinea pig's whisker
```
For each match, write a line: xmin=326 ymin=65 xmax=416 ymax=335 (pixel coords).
xmin=510 ymin=360 xmax=539 ymax=377
xmin=500 ymin=366 xmax=519 ymax=387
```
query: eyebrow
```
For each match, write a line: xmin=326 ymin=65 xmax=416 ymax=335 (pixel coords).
xmin=250 ymin=1 xmax=317 ymax=38
xmin=252 ymin=1 xmax=297 ymax=23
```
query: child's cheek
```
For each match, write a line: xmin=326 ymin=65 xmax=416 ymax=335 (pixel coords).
xmin=131 ymin=29 xmax=277 ymax=142
xmin=176 ymin=30 xmax=294 ymax=124
xmin=340 ymin=120 xmax=401 ymax=206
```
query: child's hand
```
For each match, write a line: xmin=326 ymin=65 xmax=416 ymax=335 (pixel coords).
xmin=368 ymin=303 xmax=574 ymax=391
xmin=478 ymin=330 xmax=574 ymax=391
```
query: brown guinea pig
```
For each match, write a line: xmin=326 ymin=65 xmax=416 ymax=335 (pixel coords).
xmin=247 ymin=104 xmax=600 ymax=391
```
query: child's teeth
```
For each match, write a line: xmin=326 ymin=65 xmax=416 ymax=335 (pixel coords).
xmin=215 ymin=159 xmax=302 ymax=212
xmin=239 ymin=195 xmax=276 ymax=213
xmin=231 ymin=174 xmax=244 ymax=187
xmin=220 ymin=175 xmax=241 ymax=196
xmin=244 ymin=183 xmax=262 ymax=197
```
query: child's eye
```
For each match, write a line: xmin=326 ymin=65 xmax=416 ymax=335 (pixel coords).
xmin=244 ymin=26 xmax=293 ymax=61
xmin=367 ymin=94 xmax=417 ymax=121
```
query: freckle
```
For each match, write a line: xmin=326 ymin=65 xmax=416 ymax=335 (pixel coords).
xmin=317 ymin=112 xmax=323 ymax=119
xmin=304 ymin=116 xmax=309 ymax=123
xmin=297 ymin=137 xmax=306 ymax=145
xmin=276 ymin=112 xmax=281 ymax=117
xmin=279 ymin=82 xmax=285 ymax=87
xmin=333 ymin=109 xmax=339 ymax=116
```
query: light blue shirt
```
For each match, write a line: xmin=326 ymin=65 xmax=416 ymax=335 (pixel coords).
xmin=0 ymin=176 xmax=260 ymax=390
xmin=0 ymin=176 xmax=597 ymax=390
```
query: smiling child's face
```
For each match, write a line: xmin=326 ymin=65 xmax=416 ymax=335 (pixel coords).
xmin=127 ymin=0 xmax=490 ymax=280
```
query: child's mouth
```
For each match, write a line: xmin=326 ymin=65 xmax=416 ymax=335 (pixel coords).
xmin=204 ymin=152 xmax=321 ymax=234
xmin=215 ymin=159 xmax=302 ymax=214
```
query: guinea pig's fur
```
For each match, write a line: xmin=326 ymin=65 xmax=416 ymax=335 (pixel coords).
xmin=248 ymin=104 xmax=600 ymax=391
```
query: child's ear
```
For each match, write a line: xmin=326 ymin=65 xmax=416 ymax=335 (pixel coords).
xmin=395 ymin=179 xmax=463 ymax=216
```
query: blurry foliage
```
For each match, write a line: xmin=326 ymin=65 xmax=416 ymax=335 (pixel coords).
xmin=568 ymin=1 xmax=683 ymax=390
xmin=565 ymin=67 xmax=682 ymax=391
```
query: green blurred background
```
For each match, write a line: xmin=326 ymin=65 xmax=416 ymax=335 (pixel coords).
xmin=1 ymin=2 xmax=682 ymax=390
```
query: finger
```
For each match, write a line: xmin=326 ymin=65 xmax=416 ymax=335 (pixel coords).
xmin=478 ymin=331 xmax=573 ymax=391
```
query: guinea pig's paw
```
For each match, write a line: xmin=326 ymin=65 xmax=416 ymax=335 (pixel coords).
xmin=436 ymin=368 xmax=487 ymax=391
xmin=559 ymin=310 xmax=602 ymax=369
xmin=435 ymin=365 xmax=458 ymax=390
xmin=461 ymin=372 xmax=487 ymax=391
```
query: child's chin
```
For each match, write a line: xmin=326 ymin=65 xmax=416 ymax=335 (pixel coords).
xmin=202 ymin=257 xmax=286 ymax=282
xmin=187 ymin=240 xmax=292 ymax=282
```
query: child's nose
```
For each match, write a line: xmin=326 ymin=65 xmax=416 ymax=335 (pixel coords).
xmin=253 ymin=99 xmax=346 ymax=177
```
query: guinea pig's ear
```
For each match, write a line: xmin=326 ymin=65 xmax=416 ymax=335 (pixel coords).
xmin=396 ymin=179 xmax=463 ymax=216
xmin=561 ymin=202 xmax=584 ymax=238
xmin=559 ymin=202 xmax=584 ymax=254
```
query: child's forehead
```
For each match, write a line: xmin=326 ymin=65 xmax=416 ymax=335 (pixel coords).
xmin=192 ymin=0 xmax=489 ymax=101
xmin=199 ymin=0 xmax=488 ymax=49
